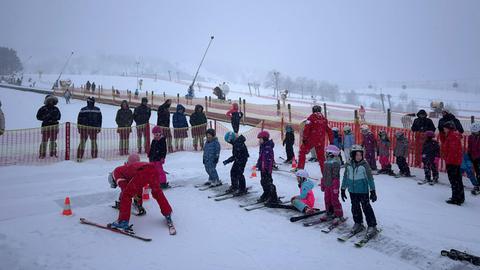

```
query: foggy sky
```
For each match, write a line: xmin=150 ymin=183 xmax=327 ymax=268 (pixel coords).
xmin=1 ymin=0 xmax=479 ymax=84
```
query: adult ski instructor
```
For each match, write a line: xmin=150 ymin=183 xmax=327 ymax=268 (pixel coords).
xmin=297 ymin=105 xmax=333 ymax=173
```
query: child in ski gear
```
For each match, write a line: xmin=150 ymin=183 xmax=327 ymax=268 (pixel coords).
xmin=36 ymin=95 xmax=61 ymax=158
xmin=133 ymin=97 xmax=151 ymax=154
xmin=359 ymin=105 xmax=366 ymax=122
xmin=343 ymin=125 xmax=355 ymax=162
xmin=77 ymin=97 xmax=102 ymax=160
xmin=148 ymin=126 xmax=168 ymax=189
xmin=291 ymin=169 xmax=316 ymax=214
xmin=109 ymin=154 xmax=173 ymax=230
xmin=440 ymin=121 xmax=464 ymax=205
xmin=377 ymin=130 xmax=395 ymax=175
xmin=223 ymin=131 xmax=249 ymax=195
xmin=172 ymin=104 xmax=188 ymax=151
xmin=189 ymin=104 xmax=208 ymax=151
xmin=203 ymin=128 xmax=221 ymax=187
xmin=394 ymin=131 xmax=411 ymax=177
xmin=411 ymin=109 xmax=436 ymax=167
xmin=332 ymin=127 xmax=344 ymax=165
xmin=468 ymin=122 xmax=480 ymax=195
xmin=361 ymin=125 xmax=377 ymax=171
xmin=422 ymin=130 xmax=440 ymax=184
xmin=461 ymin=153 xmax=480 ymax=194
xmin=297 ymin=105 xmax=333 ymax=173
xmin=341 ymin=144 xmax=378 ymax=236
xmin=283 ymin=124 xmax=295 ymax=163
xmin=115 ymin=100 xmax=133 ymax=156
xmin=256 ymin=131 xmax=279 ymax=203
xmin=157 ymin=99 xmax=173 ymax=153
xmin=226 ymin=103 xmax=243 ymax=134
xmin=320 ymin=145 xmax=344 ymax=221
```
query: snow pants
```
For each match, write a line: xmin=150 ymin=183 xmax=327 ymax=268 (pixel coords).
xmin=365 ymin=148 xmax=377 ymax=170
xmin=447 ymin=165 xmax=465 ymax=203
xmin=136 ymin=126 xmax=148 ymax=154
xmin=323 ymin=179 xmax=343 ymax=218
xmin=204 ymin=162 xmax=220 ymax=184
xmin=77 ymin=128 xmax=99 ymax=159
xmin=423 ymin=159 xmax=439 ymax=181
xmin=396 ymin=156 xmax=410 ymax=175
xmin=285 ymin=143 xmax=294 ymax=162
xmin=118 ymin=166 xmax=172 ymax=222
xmin=414 ymin=132 xmax=425 ymax=167
xmin=118 ymin=128 xmax=131 ymax=156
xmin=152 ymin=161 xmax=167 ymax=185
xmin=259 ymin=172 xmax=278 ymax=202
xmin=230 ymin=162 xmax=246 ymax=191
xmin=350 ymin=192 xmax=377 ymax=227
xmin=39 ymin=125 xmax=59 ymax=158
xmin=298 ymin=143 xmax=325 ymax=173
xmin=292 ymin=199 xmax=308 ymax=212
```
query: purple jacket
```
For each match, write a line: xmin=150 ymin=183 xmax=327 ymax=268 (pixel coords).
xmin=362 ymin=132 xmax=377 ymax=153
xmin=257 ymin=139 xmax=275 ymax=173
xmin=468 ymin=134 xmax=480 ymax=160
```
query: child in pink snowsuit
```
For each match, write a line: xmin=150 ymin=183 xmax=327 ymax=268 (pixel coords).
xmin=320 ymin=145 xmax=344 ymax=221
xmin=291 ymin=169 xmax=316 ymax=214
xmin=148 ymin=126 xmax=168 ymax=188
xmin=377 ymin=130 xmax=395 ymax=175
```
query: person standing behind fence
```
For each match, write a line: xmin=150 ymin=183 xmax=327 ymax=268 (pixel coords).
xmin=359 ymin=105 xmax=366 ymax=122
xmin=411 ymin=109 xmax=436 ymax=167
xmin=438 ymin=109 xmax=464 ymax=134
xmin=91 ymin=82 xmax=96 ymax=93
xmin=343 ymin=126 xmax=355 ymax=163
xmin=36 ymin=95 xmax=61 ymax=158
xmin=86 ymin=80 xmax=91 ymax=92
xmin=157 ymin=99 xmax=173 ymax=153
xmin=77 ymin=97 xmax=102 ymax=161
xmin=116 ymin=100 xmax=133 ymax=156
xmin=172 ymin=104 xmax=188 ymax=151
xmin=0 ymin=100 xmax=4 ymax=136
xmin=226 ymin=103 xmax=243 ymax=134
xmin=64 ymin=88 xmax=72 ymax=104
xmin=189 ymin=104 xmax=207 ymax=151
xmin=133 ymin=97 xmax=151 ymax=154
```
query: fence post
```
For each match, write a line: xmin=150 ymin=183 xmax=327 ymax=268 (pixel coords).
xmin=151 ymin=91 xmax=154 ymax=107
xmin=323 ymin=103 xmax=327 ymax=119
xmin=97 ymin=87 xmax=100 ymax=99
xmin=163 ymin=92 xmax=166 ymax=101
xmin=177 ymin=93 xmax=180 ymax=104
xmin=288 ymin=104 xmax=292 ymax=123
xmin=354 ymin=109 xmax=359 ymax=124
xmin=239 ymin=97 xmax=242 ymax=108
xmin=471 ymin=116 xmax=475 ymax=124
xmin=277 ymin=100 xmax=281 ymax=116
xmin=387 ymin=109 xmax=392 ymax=127
xmin=205 ymin=96 xmax=208 ymax=113
xmin=281 ymin=115 xmax=285 ymax=141
xmin=261 ymin=120 xmax=265 ymax=131
xmin=65 ymin=122 xmax=71 ymax=161
xmin=242 ymin=99 xmax=246 ymax=125
xmin=214 ymin=119 xmax=217 ymax=130
xmin=128 ymin=91 xmax=132 ymax=103
xmin=209 ymin=96 xmax=212 ymax=107
xmin=112 ymin=87 xmax=115 ymax=102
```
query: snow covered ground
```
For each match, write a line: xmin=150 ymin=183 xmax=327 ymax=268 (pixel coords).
xmin=0 ymin=86 xmax=479 ymax=270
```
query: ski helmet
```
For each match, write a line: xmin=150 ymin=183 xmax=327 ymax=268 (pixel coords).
xmin=295 ymin=169 xmax=309 ymax=179
xmin=471 ymin=122 xmax=480 ymax=134
xmin=141 ymin=97 xmax=148 ymax=104
xmin=224 ymin=131 xmax=236 ymax=143
xmin=350 ymin=144 xmax=364 ymax=160
xmin=206 ymin=128 xmax=216 ymax=137
xmin=360 ymin=124 xmax=369 ymax=131
xmin=395 ymin=130 xmax=405 ymax=138
xmin=152 ymin=125 xmax=162 ymax=134
xmin=425 ymin=130 xmax=435 ymax=138
xmin=312 ymin=105 xmax=322 ymax=113
xmin=332 ymin=127 xmax=339 ymax=132
xmin=325 ymin=145 xmax=341 ymax=156
xmin=378 ymin=130 xmax=387 ymax=137
xmin=285 ymin=125 xmax=294 ymax=133
xmin=257 ymin=131 xmax=270 ymax=140
xmin=127 ymin=153 xmax=140 ymax=164
xmin=343 ymin=125 xmax=352 ymax=133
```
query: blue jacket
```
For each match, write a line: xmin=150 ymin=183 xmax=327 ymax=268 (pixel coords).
xmin=172 ymin=104 xmax=188 ymax=128
xmin=203 ymin=137 xmax=221 ymax=165
xmin=343 ymin=133 xmax=355 ymax=149
xmin=333 ymin=131 xmax=343 ymax=149
xmin=461 ymin=153 xmax=473 ymax=171
xmin=298 ymin=179 xmax=315 ymax=200
xmin=341 ymin=159 xmax=375 ymax=194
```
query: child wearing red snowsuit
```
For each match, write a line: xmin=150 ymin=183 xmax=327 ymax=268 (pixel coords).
xmin=321 ymin=150 xmax=344 ymax=219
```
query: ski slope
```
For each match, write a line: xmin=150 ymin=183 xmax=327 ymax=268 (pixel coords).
xmin=0 ymin=87 xmax=479 ymax=270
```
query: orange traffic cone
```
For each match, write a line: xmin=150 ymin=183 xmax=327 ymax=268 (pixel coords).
xmin=250 ymin=166 xmax=257 ymax=178
xmin=142 ymin=185 xmax=150 ymax=200
xmin=291 ymin=157 xmax=297 ymax=170
xmin=62 ymin=197 xmax=73 ymax=216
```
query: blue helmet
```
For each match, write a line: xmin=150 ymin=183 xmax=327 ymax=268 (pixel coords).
xmin=224 ymin=131 xmax=236 ymax=143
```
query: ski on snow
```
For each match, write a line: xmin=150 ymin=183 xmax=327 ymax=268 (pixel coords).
xmin=289 ymin=209 xmax=326 ymax=222
xmin=207 ymin=186 xmax=252 ymax=199
xmin=244 ymin=199 xmax=291 ymax=211
xmin=321 ymin=217 xmax=349 ymax=233
xmin=239 ymin=196 xmax=285 ymax=208
xmin=441 ymin=249 xmax=480 ymax=266
xmin=337 ymin=228 xmax=364 ymax=242
xmin=198 ymin=184 xmax=223 ymax=191
xmin=79 ymin=218 xmax=152 ymax=242
xmin=354 ymin=229 xmax=382 ymax=248
xmin=214 ymin=190 xmax=258 ymax=201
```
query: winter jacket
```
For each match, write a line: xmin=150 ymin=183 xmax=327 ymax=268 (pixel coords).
xmin=343 ymin=133 xmax=355 ymax=149
xmin=189 ymin=105 xmax=207 ymax=127
xmin=203 ymin=137 xmax=221 ymax=165
xmin=394 ymin=136 xmax=409 ymax=158
xmin=468 ymin=134 xmax=480 ymax=160
xmin=78 ymin=104 xmax=102 ymax=128
xmin=112 ymin=162 xmax=156 ymax=187
xmin=157 ymin=101 xmax=171 ymax=127
xmin=302 ymin=112 xmax=333 ymax=147
xmin=297 ymin=179 xmax=315 ymax=208
xmin=362 ymin=132 xmax=377 ymax=153
xmin=283 ymin=131 xmax=295 ymax=146
xmin=148 ymin=138 xmax=167 ymax=162
xmin=115 ymin=102 xmax=133 ymax=128
xmin=438 ymin=113 xmax=464 ymax=134
xmin=36 ymin=105 xmax=61 ymax=127
xmin=0 ymin=101 xmax=4 ymax=134
xmin=441 ymin=131 xmax=463 ymax=165
xmin=172 ymin=104 xmax=188 ymax=129
xmin=377 ymin=138 xmax=391 ymax=157
xmin=422 ymin=138 xmax=440 ymax=162
xmin=256 ymin=139 xmax=275 ymax=173
xmin=133 ymin=104 xmax=151 ymax=125
xmin=411 ymin=116 xmax=436 ymax=133
xmin=322 ymin=157 xmax=341 ymax=187
xmin=86 ymin=81 xmax=91 ymax=90
xmin=224 ymin=135 xmax=249 ymax=166
xmin=341 ymin=159 xmax=375 ymax=194
xmin=333 ymin=131 xmax=343 ymax=149
xmin=226 ymin=103 xmax=243 ymax=131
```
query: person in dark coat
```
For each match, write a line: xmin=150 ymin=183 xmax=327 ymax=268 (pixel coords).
xmin=283 ymin=124 xmax=295 ymax=163
xmin=36 ymin=95 xmax=61 ymax=158
xmin=77 ymin=97 xmax=102 ymax=160
xmin=421 ymin=131 xmax=440 ymax=184
xmin=438 ymin=109 xmax=464 ymax=134
xmin=226 ymin=103 xmax=243 ymax=134
xmin=411 ymin=109 xmax=436 ymax=167
xmin=157 ymin=99 xmax=173 ymax=152
xmin=394 ymin=131 xmax=411 ymax=177
xmin=256 ymin=131 xmax=279 ymax=204
xmin=91 ymin=82 xmax=96 ymax=93
xmin=86 ymin=80 xmax=91 ymax=91
xmin=223 ymin=131 xmax=249 ymax=195
xmin=189 ymin=104 xmax=208 ymax=151
xmin=172 ymin=104 xmax=188 ymax=151
xmin=149 ymin=126 xmax=168 ymax=188
xmin=133 ymin=97 xmax=151 ymax=154
xmin=116 ymin=100 xmax=133 ymax=156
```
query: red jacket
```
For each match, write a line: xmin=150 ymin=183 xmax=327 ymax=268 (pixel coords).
xmin=113 ymin=162 xmax=157 ymax=188
xmin=226 ymin=103 xmax=239 ymax=118
xmin=441 ymin=131 xmax=463 ymax=165
xmin=302 ymin=112 xmax=333 ymax=147
xmin=468 ymin=134 xmax=480 ymax=160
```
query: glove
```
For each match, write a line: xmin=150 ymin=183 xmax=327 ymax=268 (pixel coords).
xmin=341 ymin=189 xmax=347 ymax=202
xmin=223 ymin=160 xmax=228 ymax=166
xmin=160 ymin=158 xmax=165 ymax=165
xmin=108 ymin=173 xmax=117 ymax=189
xmin=370 ymin=190 xmax=377 ymax=202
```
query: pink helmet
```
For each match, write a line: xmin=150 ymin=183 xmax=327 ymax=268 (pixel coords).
xmin=257 ymin=131 xmax=270 ymax=140
xmin=127 ymin=153 xmax=140 ymax=164
xmin=152 ymin=125 xmax=162 ymax=134
xmin=325 ymin=145 xmax=341 ymax=156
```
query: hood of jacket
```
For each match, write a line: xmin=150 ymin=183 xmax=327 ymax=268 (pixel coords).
xmin=176 ymin=104 xmax=185 ymax=114
xmin=195 ymin=104 xmax=204 ymax=113
xmin=231 ymin=103 xmax=239 ymax=111
xmin=120 ymin=100 xmax=129 ymax=109
xmin=417 ymin=109 xmax=427 ymax=118
xmin=235 ymin=134 xmax=246 ymax=145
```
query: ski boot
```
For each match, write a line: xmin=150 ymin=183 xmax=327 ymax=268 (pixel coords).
xmin=418 ymin=178 xmax=429 ymax=185
xmin=234 ymin=189 xmax=248 ymax=196
xmin=365 ymin=226 xmax=379 ymax=238
xmin=332 ymin=216 xmax=347 ymax=225
xmin=446 ymin=198 xmax=462 ymax=206
xmin=210 ymin=181 xmax=222 ymax=187
xmin=224 ymin=186 xmax=238 ymax=194
xmin=430 ymin=177 xmax=438 ymax=185
xmin=351 ymin=223 xmax=365 ymax=234
xmin=471 ymin=186 xmax=480 ymax=195
xmin=133 ymin=199 xmax=146 ymax=216
xmin=257 ymin=194 xmax=268 ymax=203
xmin=319 ymin=212 xmax=334 ymax=222
xmin=203 ymin=181 xmax=212 ymax=186
xmin=304 ymin=206 xmax=317 ymax=215
xmin=108 ymin=220 xmax=133 ymax=232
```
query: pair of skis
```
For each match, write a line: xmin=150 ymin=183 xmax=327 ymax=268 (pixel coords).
xmin=441 ymin=249 xmax=480 ymax=266
xmin=303 ymin=217 xmax=349 ymax=233
xmin=337 ymin=228 xmax=382 ymax=248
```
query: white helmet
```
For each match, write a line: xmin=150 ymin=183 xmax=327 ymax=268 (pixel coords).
xmin=332 ymin=127 xmax=339 ymax=132
xmin=295 ymin=169 xmax=309 ymax=179
xmin=360 ymin=124 xmax=369 ymax=131
xmin=343 ymin=125 xmax=351 ymax=132
xmin=471 ymin=122 xmax=480 ymax=133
